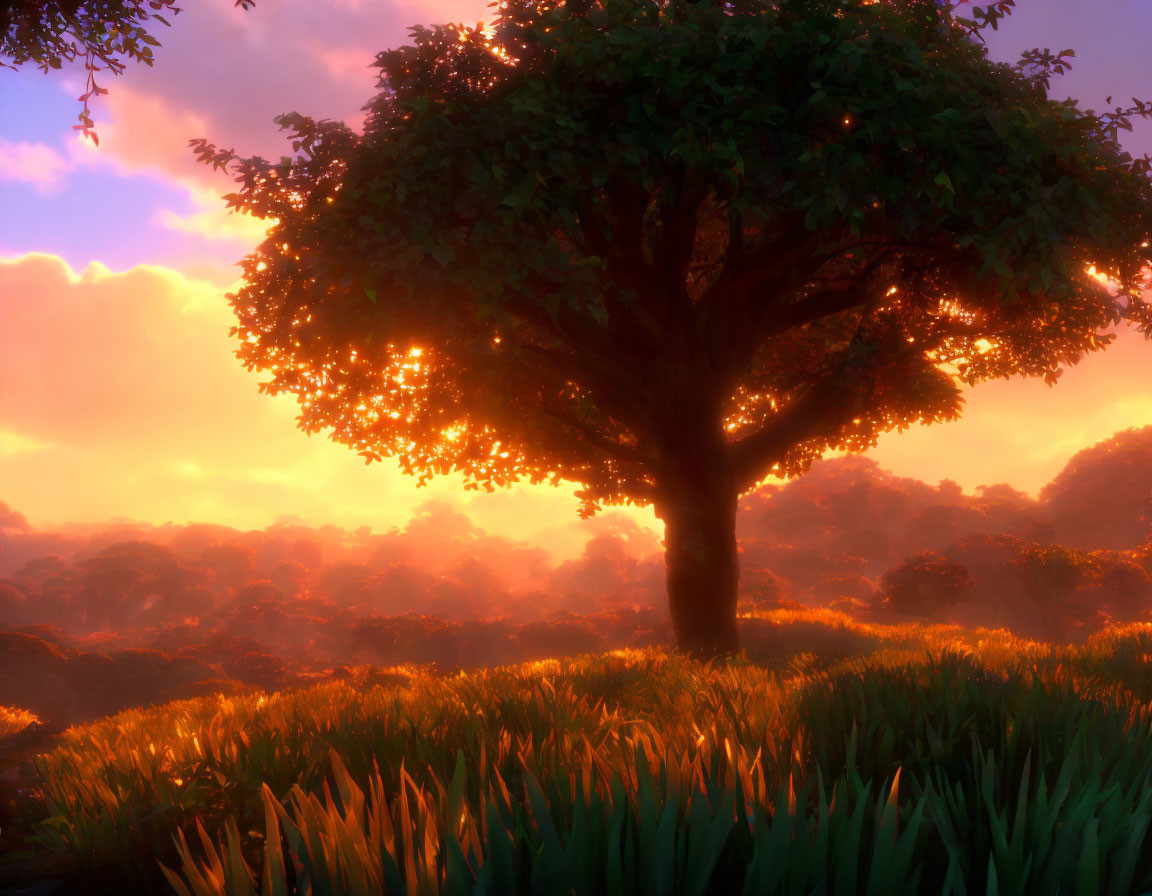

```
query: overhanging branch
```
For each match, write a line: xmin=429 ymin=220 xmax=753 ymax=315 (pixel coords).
xmin=728 ymin=314 xmax=978 ymax=493
xmin=728 ymin=300 xmax=887 ymax=492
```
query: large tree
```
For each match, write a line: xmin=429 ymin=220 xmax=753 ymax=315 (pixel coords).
xmin=194 ymin=0 xmax=1152 ymax=661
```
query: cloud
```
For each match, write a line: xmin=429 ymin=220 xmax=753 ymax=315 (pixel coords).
xmin=62 ymin=89 xmax=274 ymax=254
xmin=0 ymin=428 xmax=54 ymax=457
xmin=60 ymin=0 xmax=500 ymax=189
xmin=0 ymin=252 xmax=246 ymax=449
xmin=0 ymin=252 xmax=663 ymax=559
xmin=0 ymin=139 xmax=73 ymax=192
xmin=156 ymin=186 xmax=274 ymax=245
xmin=38 ymin=0 xmax=495 ymax=267
xmin=65 ymin=87 xmax=213 ymax=184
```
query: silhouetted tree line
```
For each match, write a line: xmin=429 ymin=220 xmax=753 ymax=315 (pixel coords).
xmin=1 ymin=427 xmax=1150 ymax=732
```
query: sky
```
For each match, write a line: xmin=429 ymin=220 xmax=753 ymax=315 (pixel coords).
xmin=1 ymin=0 xmax=1152 ymax=563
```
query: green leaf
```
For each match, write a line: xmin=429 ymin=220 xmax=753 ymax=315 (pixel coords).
xmin=1078 ymin=819 xmax=1100 ymax=896
xmin=481 ymin=799 xmax=517 ymax=893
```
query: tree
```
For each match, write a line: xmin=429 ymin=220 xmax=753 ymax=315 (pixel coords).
xmin=194 ymin=0 xmax=1152 ymax=661
xmin=1084 ymin=549 xmax=1152 ymax=624
xmin=1 ymin=0 xmax=254 ymax=142
xmin=75 ymin=540 xmax=195 ymax=631
xmin=1039 ymin=426 xmax=1152 ymax=550
xmin=880 ymin=551 xmax=973 ymax=617
xmin=1013 ymin=544 xmax=1104 ymax=641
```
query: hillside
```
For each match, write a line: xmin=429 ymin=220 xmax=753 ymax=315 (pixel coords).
xmin=5 ymin=612 xmax=1152 ymax=894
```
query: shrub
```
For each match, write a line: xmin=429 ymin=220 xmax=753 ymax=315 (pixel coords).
xmin=880 ymin=552 xmax=974 ymax=617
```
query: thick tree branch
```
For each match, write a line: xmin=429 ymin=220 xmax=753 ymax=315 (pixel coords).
xmin=702 ymin=234 xmax=967 ymax=389
xmin=574 ymin=186 xmax=666 ymax=349
xmin=652 ymin=175 xmax=710 ymax=295
xmin=728 ymin=303 xmax=979 ymax=494
xmin=576 ymin=195 xmax=611 ymax=258
xmin=773 ymin=286 xmax=875 ymax=333
xmin=727 ymin=299 xmax=890 ymax=492
xmin=726 ymin=208 xmax=744 ymax=267
xmin=520 ymin=341 xmax=651 ymax=440
xmin=727 ymin=374 xmax=852 ymax=493
xmin=539 ymin=397 xmax=652 ymax=465
xmin=503 ymin=274 xmax=645 ymax=375
xmin=606 ymin=174 xmax=650 ymax=260
xmin=769 ymin=250 xmax=900 ymax=336
xmin=698 ymin=218 xmax=825 ymax=385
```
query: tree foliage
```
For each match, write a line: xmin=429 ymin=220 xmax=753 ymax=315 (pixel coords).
xmin=194 ymin=0 xmax=1152 ymax=524
xmin=1040 ymin=425 xmax=1152 ymax=550
xmin=1 ymin=0 xmax=254 ymax=142
xmin=881 ymin=550 xmax=973 ymax=616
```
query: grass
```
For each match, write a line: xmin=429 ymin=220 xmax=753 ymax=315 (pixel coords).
xmin=0 ymin=705 xmax=39 ymax=739
xmin=11 ymin=610 xmax=1152 ymax=894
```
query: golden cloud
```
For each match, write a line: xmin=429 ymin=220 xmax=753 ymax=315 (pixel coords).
xmin=0 ymin=252 xmax=662 ymax=560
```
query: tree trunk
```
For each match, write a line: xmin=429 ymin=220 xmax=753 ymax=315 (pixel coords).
xmin=645 ymin=299 xmax=741 ymax=663
xmin=655 ymin=455 xmax=741 ymax=664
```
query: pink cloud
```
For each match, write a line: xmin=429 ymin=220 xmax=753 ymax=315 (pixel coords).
xmin=67 ymin=88 xmax=213 ymax=186
xmin=0 ymin=139 xmax=73 ymax=192
xmin=0 ymin=252 xmax=251 ymax=449
xmin=75 ymin=0 xmax=491 ymax=181
xmin=49 ymin=0 xmax=492 ymax=264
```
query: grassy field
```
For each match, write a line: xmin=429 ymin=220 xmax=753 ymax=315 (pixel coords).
xmin=8 ymin=607 xmax=1152 ymax=894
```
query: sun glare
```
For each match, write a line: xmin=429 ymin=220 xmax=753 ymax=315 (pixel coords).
xmin=1087 ymin=264 xmax=1111 ymax=285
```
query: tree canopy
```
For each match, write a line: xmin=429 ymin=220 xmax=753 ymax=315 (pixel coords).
xmin=1040 ymin=426 xmax=1152 ymax=550
xmin=2 ymin=0 xmax=254 ymax=141
xmin=194 ymin=0 xmax=1152 ymax=657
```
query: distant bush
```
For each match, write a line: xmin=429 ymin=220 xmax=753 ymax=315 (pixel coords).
xmin=880 ymin=552 xmax=974 ymax=617
xmin=0 ymin=632 xmax=215 ymax=726
xmin=516 ymin=613 xmax=605 ymax=661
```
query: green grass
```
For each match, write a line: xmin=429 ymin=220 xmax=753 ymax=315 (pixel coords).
xmin=14 ymin=612 xmax=1152 ymax=894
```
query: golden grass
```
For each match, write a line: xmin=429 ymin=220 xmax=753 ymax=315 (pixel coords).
xmin=0 ymin=704 xmax=39 ymax=739
xmin=20 ymin=609 xmax=1152 ymax=894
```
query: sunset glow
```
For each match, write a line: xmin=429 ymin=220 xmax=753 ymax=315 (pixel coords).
xmin=8 ymin=4 xmax=1152 ymax=892
xmin=1 ymin=0 xmax=1151 ymax=563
